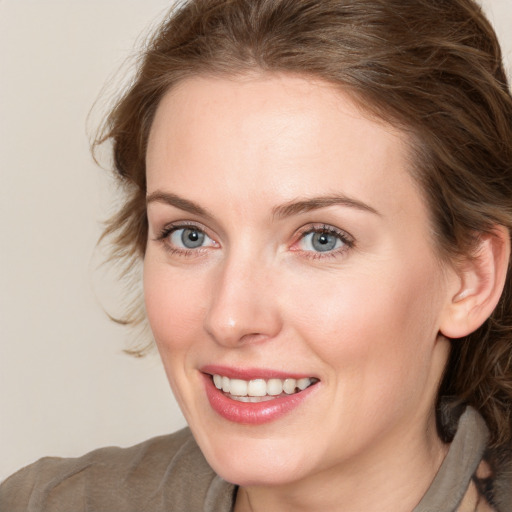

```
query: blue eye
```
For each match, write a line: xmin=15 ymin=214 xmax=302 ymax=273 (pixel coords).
xmin=169 ymin=227 xmax=212 ymax=249
xmin=299 ymin=229 xmax=346 ymax=253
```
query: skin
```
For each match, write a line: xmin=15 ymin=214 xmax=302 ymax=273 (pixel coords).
xmin=144 ymin=74 xmax=461 ymax=511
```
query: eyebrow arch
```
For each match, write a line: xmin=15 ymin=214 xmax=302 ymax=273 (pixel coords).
xmin=146 ymin=191 xmax=212 ymax=219
xmin=273 ymin=195 xmax=380 ymax=219
xmin=146 ymin=190 xmax=380 ymax=220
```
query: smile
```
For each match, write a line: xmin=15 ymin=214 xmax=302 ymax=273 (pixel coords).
xmin=201 ymin=369 xmax=320 ymax=424
xmin=212 ymin=374 xmax=318 ymax=402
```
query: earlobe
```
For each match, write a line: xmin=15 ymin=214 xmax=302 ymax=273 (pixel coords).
xmin=439 ymin=226 xmax=510 ymax=339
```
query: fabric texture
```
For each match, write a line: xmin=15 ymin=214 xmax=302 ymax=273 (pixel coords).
xmin=0 ymin=428 xmax=234 ymax=512
xmin=0 ymin=407 xmax=510 ymax=511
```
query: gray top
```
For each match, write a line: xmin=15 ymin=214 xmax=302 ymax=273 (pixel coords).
xmin=0 ymin=407 xmax=499 ymax=511
xmin=413 ymin=406 xmax=490 ymax=512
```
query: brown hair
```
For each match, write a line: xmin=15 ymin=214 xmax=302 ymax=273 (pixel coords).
xmin=95 ymin=0 xmax=512 ymax=448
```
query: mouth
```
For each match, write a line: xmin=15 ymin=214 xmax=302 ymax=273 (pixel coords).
xmin=200 ymin=367 xmax=320 ymax=424
xmin=211 ymin=374 xmax=319 ymax=402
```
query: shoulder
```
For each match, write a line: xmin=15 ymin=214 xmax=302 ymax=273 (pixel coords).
xmin=485 ymin=445 xmax=512 ymax=512
xmin=0 ymin=428 xmax=233 ymax=512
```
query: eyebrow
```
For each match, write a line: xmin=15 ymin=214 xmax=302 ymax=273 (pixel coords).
xmin=146 ymin=190 xmax=380 ymax=219
xmin=272 ymin=195 xmax=380 ymax=219
xmin=146 ymin=191 xmax=212 ymax=219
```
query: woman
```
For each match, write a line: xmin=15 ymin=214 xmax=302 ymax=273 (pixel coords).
xmin=1 ymin=0 xmax=511 ymax=510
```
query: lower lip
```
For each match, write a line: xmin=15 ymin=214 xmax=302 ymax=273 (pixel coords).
xmin=202 ymin=374 xmax=318 ymax=425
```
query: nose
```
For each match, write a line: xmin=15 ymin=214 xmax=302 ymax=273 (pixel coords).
xmin=203 ymin=253 xmax=283 ymax=347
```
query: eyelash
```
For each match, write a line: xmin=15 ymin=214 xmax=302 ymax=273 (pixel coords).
xmin=155 ymin=222 xmax=215 ymax=257
xmin=293 ymin=224 xmax=355 ymax=260
xmin=154 ymin=222 xmax=355 ymax=259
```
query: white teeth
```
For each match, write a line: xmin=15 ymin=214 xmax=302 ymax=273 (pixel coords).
xmin=222 ymin=376 xmax=230 ymax=393
xmin=267 ymin=379 xmax=283 ymax=396
xmin=229 ymin=379 xmax=248 ymax=396
xmin=297 ymin=377 xmax=311 ymax=391
xmin=212 ymin=374 xmax=317 ymax=397
xmin=213 ymin=374 xmax=222 ymax=389
xmin=230 ymin=395 xmax=276 ymax=403
xmin=247 ymin=379 xmax=267 ymax=396
xmin=283 ymin=378 xmax=297 ymax=394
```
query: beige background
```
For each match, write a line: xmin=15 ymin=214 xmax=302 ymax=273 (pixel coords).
xmin=1 ymin=0 xmax=511 ymax=481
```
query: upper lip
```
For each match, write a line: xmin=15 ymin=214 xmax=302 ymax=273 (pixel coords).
xmin=201 ymin=364 xmax=318 ymax=381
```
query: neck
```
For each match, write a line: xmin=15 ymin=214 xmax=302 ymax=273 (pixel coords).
xmin=234 ymin=412 xmax=449 ymax=512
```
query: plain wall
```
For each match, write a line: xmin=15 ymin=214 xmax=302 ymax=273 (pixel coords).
xmin=0 ymin=0 xmax=187 ymax=481
xmin=1 ymin=0 xmax=511 ymax=481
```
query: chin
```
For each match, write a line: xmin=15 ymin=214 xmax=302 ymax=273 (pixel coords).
xmin=191 ymin=424 xmax=320 ymax=487
xmin=211 ymin=452 xmax=309 ymax=487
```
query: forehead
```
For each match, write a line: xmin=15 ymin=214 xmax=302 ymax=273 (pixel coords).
xmin=146 ymin=73 xmax=424 ymax=223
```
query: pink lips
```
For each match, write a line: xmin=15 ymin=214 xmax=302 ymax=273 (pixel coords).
xmin=201 ymin=365 xmax=319 ymax=425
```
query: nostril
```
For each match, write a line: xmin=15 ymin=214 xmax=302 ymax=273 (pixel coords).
xmin=204 ymin=308 xmax=282 ymax=348
xmin=203 ymin=264 xmax=283 ymax=347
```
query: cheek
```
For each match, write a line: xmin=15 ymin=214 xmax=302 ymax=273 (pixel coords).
xmin=288 ymin=263 xmax=446 ymax=438
xmin=286 ymin=260 xmax=444 ymax=379
xmin=143 ymin=257 xmax=206 ymax=354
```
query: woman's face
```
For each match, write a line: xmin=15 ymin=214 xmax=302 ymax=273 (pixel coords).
xmin=144 ymin=74 xmax=455 ymax=487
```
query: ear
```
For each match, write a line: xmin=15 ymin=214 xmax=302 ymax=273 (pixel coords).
xmin=440 ymin=226 xmax=510 ymax=339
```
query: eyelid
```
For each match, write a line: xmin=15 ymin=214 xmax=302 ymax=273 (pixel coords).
xmin=155 ymin=220 xmax=208 ymax=239
xmin=154 ymin=220 xmax=219 ymax=254
xmin=295 ymin=223 xmax=354 ymax=243
xmin=290 ymin=223 xmax=355 ymax=257
xmin=151 ymin=220 xmax=354 ymax=259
